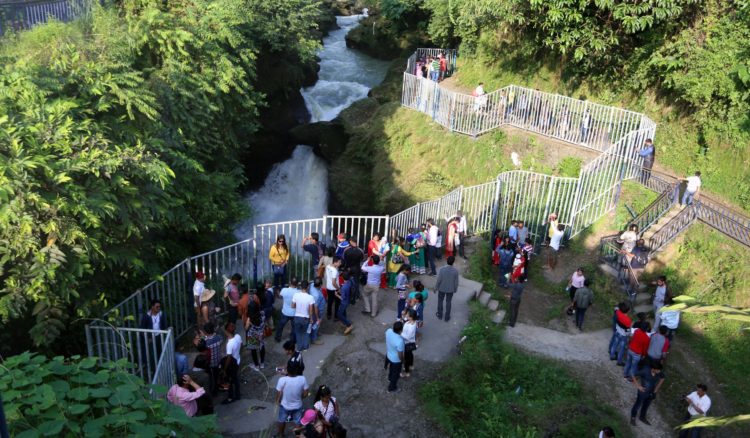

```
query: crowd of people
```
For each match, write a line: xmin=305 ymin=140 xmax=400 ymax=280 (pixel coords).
xmin=162 ymin=211 xmax=472 ymax=435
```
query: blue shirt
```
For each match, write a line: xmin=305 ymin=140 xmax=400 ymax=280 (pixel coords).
xmin=508 ymin=225 xmax=518 ymax=241
xmin=385 ymin=328 xmax=405 ymax=363
xmin=340 ymin=280 xmax=352 ymax=304
xmin=309 ymin=285 xmax=326 ymax=319
xmin=303 ymin=242 xmax=322 ymax=266
xmin=639 ymin=145 xmax=654 ymax=159
xmin=335 ymin=241 xmax=349 ymax=258
xmin=280 ymin=287 xmax=296 ymax=317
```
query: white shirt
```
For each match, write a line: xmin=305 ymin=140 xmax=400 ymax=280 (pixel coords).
xmin=654 ymin=285 xmax=667 ymax=307
xmin=427 ymin=225 xmax=438 ymax=246
xmin=292 ymin=292 xmax=315 ymax=318
xmin=324 ymin=265 xmax=339 ymax=290
xmin=686 ymin=175 xmax=701 ymax=193
xmin=570 ymin=272 xmax=585 ymax=288
xmin=619 ymin=230 xmax=638 ymax=253
xmin=149 ymin=312 xmax=161 ymax=330
xmin=276 ymin=375 xmax=309 ymax=410
xmin=193 ymin=280 xmax=204 ymax=307
xmin=550 ymin=228 xmax=564 ymax=250
xmin=314 ymin=397 xmax=337 ymax=422
xmin=457 ymin=216 xmax=467 ymax=233
xmin=401 ymin=321 xmax=417 ymax=343
xmin=474 ymin=85 xmax=485 ymax=96
xmin=226 ymin=334 xmax=242 ymax=365
xmin=686 ymin=391 xmax=711 ymax=416
xmin=661 ymin=310 xmax=680 ymax=329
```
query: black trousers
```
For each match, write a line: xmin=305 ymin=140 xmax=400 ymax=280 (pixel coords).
xmin=327 ymin=295 xmax=340 ymax=319
xmin=509 ymin=298 xmax=521 ymax=327
xmin=387 ymin=359 xmax=402 ymax=391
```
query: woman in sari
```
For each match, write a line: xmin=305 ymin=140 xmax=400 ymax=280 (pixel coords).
xmin=368 ymin=232 xmax=388 ymax=289
xmin=387 ymin=237 xmax=413 ymax=288
xmin=445 ymin=217 xmax=459 ymax=257
xmin=405 ymin=227 xmax=426 ymax=275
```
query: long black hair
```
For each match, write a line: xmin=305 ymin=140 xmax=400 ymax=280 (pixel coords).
xmin=314 ymin=384 xmax=332 ymax=403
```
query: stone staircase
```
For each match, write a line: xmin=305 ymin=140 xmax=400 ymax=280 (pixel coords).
xmin=476 ymin=285 xmax=506 ymax=324
xmin=640 ymin=205 xmax=683 ymax=244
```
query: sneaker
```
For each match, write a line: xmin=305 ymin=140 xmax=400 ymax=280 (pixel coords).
xmin=445 ymin=317 xmax=451 ymax=322
xmin=435 ymin=313 xmax=442 ymax=320
xmin=259 ymin=363 xmax=266 ymax=369
xmin=639 ymin=417 xmax=651 ymax=426
xmin=249 ymin=364 xmax=259 ymax=372
xmin=344 ymin=326 xmax=354 ymax=335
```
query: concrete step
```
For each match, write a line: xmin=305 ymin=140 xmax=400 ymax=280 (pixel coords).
xmin=478 ymin=291 xmax=491 ymax=306
xmin=459 ymin=276 xmax=484 ymax=299
xmin=633 ymin=304 xmax=653 ymax=315
xmin=491 ymin=310 xmax=507 ymax=324
xmin=599 ymin=263 xmax=619 ymax=278
xmin=487 ymin=299 xmax=500 ymax=311
xmin=638 ymin=283 xmax=648 ymax=292
xmin=634 ymin=293 xmax=651 ymax=305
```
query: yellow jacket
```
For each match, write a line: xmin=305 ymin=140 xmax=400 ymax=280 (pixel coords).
xmin=269 ymin=245 xmax=289 ymax=265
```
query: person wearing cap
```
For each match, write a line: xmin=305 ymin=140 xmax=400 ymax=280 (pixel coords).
xmin=193 ymin=272 xmax=206 ymax=326
xmin=199 ymin=288 xmax=217 ymax=327
xmin=334 ymin=233 xmax=350 ymax=258
xmin=294 ymin=409 xmax=323 ymax=437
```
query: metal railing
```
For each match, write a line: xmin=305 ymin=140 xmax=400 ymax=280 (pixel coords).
xmin=0 ymin=0 xmax=90 ymax=34
xmin=694 ymin=200 xmax=750 ymax=247
xmin=628 ymin=182 xmax=680 ymax=235
xmin=599 ymin=235 xmax=641 ymax=301
xmin=648 ymin=205 xmax=699 ymax=253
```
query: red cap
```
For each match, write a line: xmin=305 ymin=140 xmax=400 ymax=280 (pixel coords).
xmin=196 ymin=272 xmax=205 ymax=280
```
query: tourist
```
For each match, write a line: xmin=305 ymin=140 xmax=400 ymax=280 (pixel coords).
xmin=496 ymin=240 xmax=515 ymax=288
xmin=314 ymin=385 xmax=340 ymax=434
xmin=223 ymin=273 xmax=242 ymax=324
xmin=188 ymin=354 xmax=214 ymax=416
xmin=610 ymin=302 xmax=633 ymax=365
xmin=406 ymin=227 xmax=427 ymax=274
xmin=193 ymin=271 xmax=205 ymax=326
xmin=572 ymin=279 xmax=594 ymax=331
xmin=491 ymin=229 xmax=502 ymax=266
xmin=430 ymin=56 xmax=440 ymax=82
xmin=580 ymin=108 xmax=591 ymax=145
xmin=681 ymin=171 xmax=702 ymax=206
xmin=309 ymin=278 xmax=326 ymax=345
xmin=198 ymin=322 xmax=223 ymax=395
xmin=385 ymin=321 xmax=405 ymax=393
xmin=426 ymin=219 xmax=438 ymax=275
xmin=301 ymin=232 xmax=324 ymax=272
xmin=661 ymin=306 xmax=680 ymax=341
xmin=401 ymin=308 xmax=418 ymax=377
xmin=599 ymin=426 xmax=616 ymax=438
xmin=361 ymin=254 xmax=385 ymax=318
xmin=140 ymin=298 xmax=167 ymax=331
xmin=317 ymin=247 xmax=334 ymax=281
xmin=456 ymin=210 xmax=468 ymax=259
xmin=506 ymin=274 xmax=525 ymax=327
xmin=516 ymin=221 xmax=528 ymax=248
xmin=370 ymin=232 xmax=389 ymax=288
xmin=325 ymin=257 xmax=343 ymax=320
xmin=679 ymin=384 xmax=711 ymax=438
xmin=521 ymin=238 xmax=534 ymax=281
xmin=199 ymin=288 xmax=217 ymax=328
xmin=244 ymin=290 xmax=266 ymax=371
xmin=275 ymin=360 xmax=310 ymax=437
xmin=387 ymin=237 xmax=412 ymax=288
xmin=639 ymin=138 xmax=655 ymax=183
xmin=646 ymin=325 xmax=670 ymax=366
xmin=426 ymin=56 xmax=434 ymax=82
xmin=624 ymin=322 xmax=651 ymax=381
xmin=275 ymin=277 xmax=298 ymax=342
xmin=547 ymin=224 xmax=565 ymax=270
xmin=510 ymin=253 xmax=525 ymax=283
xmin=270 ymin=235 xmax=290 ymax=288
xmin=628 ymin=239 xmax=650 ymax=276
xmin=508 ymin=219 xmax=519 ymax=244
xmin=445 ymin=217 xmax=460 ymax=257
xmin=295 ymin=409 xmax=324 ymax=438
xmin=237 ymin=284 xmax=251 ymax=328
xmin=438 ymin=53 xmax=447 ymax=81
xmin=629 ymin=362 xmax=665 ymax=426
xmin=343 ymin=237 xmax=364 ymax=304
xmin=263 ymin=279 xmax=275 ymax=331
xmin=435 ymin=255 xmax=459 ymax=322
xmin=336 ymin=271 xmax=354 ymax=335
xmin=544 ymin=212 xmax=559 ymax=244
xmin=335 ymin=233 xmax=350 ymax=258
xmin=651 ymin=275 xmax=673 ymax=329
xmin=280 ymin=340 xmax=305 ymax=376
xmin=567 ymin=267 xmax=586 ymax=303
xmin=222 ymin=322 xmax=242 ymax=404
xmin=167 ymin=374 xmax=206 ymax=417
xmin=632 ymin=312 xmax=649 ymax=331
xmin=473 ymin=82 xmax=487 ymax=112
xmin=617 ymin=224 xmax=639 ymax=257
xmin=292 ymin=280 xmax=316 ymax=351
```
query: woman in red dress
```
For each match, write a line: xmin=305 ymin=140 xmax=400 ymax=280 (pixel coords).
xmin=445 ymin=217 xmax=459 ymax=257
xmin=491 ymin=229 xmax=501 ymax=265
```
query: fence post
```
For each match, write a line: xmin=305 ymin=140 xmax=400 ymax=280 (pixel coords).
xmin=449 ymin=93 xmax=456 ymax=132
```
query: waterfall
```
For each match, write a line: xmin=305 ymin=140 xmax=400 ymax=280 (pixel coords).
xmin=236 ymin=13 xmax=389 ymax=238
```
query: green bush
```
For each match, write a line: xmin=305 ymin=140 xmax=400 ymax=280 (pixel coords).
xmin=1 ymin=353 xmax=219 ymax=437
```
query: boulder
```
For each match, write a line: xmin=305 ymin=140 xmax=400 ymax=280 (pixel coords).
xmin=289 ymin=120 xmax=350 ymax=162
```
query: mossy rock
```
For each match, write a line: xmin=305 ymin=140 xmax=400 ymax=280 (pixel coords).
xmin=289 ymin=120 xmax=350 ymax=162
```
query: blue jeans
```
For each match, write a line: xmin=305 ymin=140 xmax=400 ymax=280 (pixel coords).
xmin=682 ymin=190 xmax=697 ymax=206
xmin=499 ymin=265 xmax=512 ymax=286
xmin=609 ymin=332 xmax=628 ymax=364
xmin=275 ymin=313 xmax=295 ymax=342
xmin=278 ymin=405 xmax=302 ymax=424
xmin=310 ymin=320 xmax=320 ymax=342
xmin=337 ymin=300 xmax=351 ymax=327
xmin=175 ymin=352 xmax=188 ymax=376
xmin=397 ymin=298 xmax=406 ymax=320
xmin=293 ymin=317 xmax=310 ymax=351
xmin=430 ymin=71 xmax=439 ymax=82
xmin=575 ymin=307 xmax=588 ymax=329
xmin=273 ymin=265 xmax=286 ymax=288
xmin=624 ymin=350 xmax=642 ymax=379
xmin=426 ymin=245 xmax=437 ymax=274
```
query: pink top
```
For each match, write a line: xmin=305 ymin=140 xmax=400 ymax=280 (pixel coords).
xmin=167 ymin=384 xmax=205 ymax=417
xmin=570 ymin=272 xmax=585 ymax=288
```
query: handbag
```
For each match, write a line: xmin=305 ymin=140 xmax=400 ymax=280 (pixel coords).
xmin=263 ymin=325 xmax=273 ymax=338
xmin=405 ymin=342 xmax=417 ymax=352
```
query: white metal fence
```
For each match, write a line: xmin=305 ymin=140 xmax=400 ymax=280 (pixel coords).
xmin=1 ymin=0 xmax=90 ymax=34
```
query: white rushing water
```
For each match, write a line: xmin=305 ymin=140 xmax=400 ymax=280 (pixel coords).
xmin=236 ymin=13 xmax=388 ymax=237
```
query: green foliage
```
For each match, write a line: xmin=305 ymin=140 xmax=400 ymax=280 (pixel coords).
xmin=419 ymin=304 xmax=631 ymax=437
xmin=0 ymin=353 xmax=220 ymax=437
xmin=555 ymin=156 xmax=582 ymax=177
xmin=0 ymin=0 xmax=323 ymax=351
xmin=379 ymin=0 xmax=425 ymax=28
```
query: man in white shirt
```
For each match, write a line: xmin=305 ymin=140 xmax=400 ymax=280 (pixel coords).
xmin=426 ymin=218 xmax=438 ymax=275
xmin=193 ymin=272 xmax=205 ymax=326
xmin=547 ymin=224 xmax=565 ymax=270
xmin=223 ymin=322 xmax=242 ymax=404
xmin=456 ymin=211 xmax=468 ymax=259
xmin=361 ymin=255 xmax=385 ymax=317
xmin=679 ymin=383 xmax=711 ymax=438
xmin=324 ymin=257 xmax=342 ymax=320
xmin=275 ymin=278 xmax=299 ymax=343
xmin=682 ymin=171 xmax=702 ymax=206
xmin=291 ymin=281 xmax=316 ymax=351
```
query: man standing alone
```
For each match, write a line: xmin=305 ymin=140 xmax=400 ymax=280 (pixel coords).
xmin=435 ymin=256 xmax=459 ymax=322
xmin=679 ymin=384 xmax=711 ymax=438
xmin=506 ymin=275 xmax=525 ymax=327
xmin=630 ymin=362 xmax=665 ymax=426
xmin=385 ymin=321 xmax=405 ymax=393
xmin=572 ymin=279 xmax=594 ymax=331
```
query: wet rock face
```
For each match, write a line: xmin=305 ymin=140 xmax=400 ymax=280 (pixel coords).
xmin=289 ymin=120 xmax=350 ymax=163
